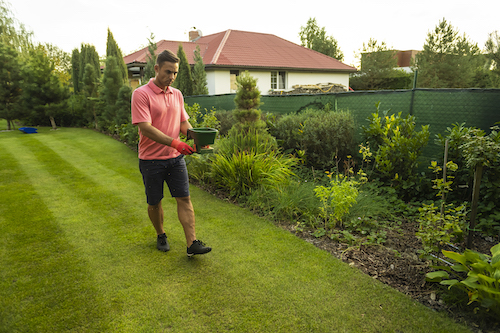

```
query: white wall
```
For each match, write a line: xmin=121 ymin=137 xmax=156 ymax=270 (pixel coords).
xmin=287 ymin=72 xmax=350 ymax=91
xmin=206 ymin=69 xmax=351 ymax=95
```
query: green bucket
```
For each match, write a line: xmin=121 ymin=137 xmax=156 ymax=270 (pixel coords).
xmin=187 ymin=127 xmax=218 ymax=154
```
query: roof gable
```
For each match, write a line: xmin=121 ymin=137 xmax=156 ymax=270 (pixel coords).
xmin=124 ymin=29 xmax=356 ymax=72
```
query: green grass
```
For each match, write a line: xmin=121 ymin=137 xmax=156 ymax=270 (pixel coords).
xmin=0 ymin=128 xmax=472 ymax=333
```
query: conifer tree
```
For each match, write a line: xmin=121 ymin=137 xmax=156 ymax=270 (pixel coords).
xmin=192 ymin=45 xmax=208 ymax=95
xmin=106 ymin=28 xmax=128 ymax=84
xmin=71 ymin=48 xmax=80 ymax=93
xmin=415 ymin=18 xmax=481 ymax=88
xmin=100 ymin=56 xmax=122 ymax=125
xmin=174 ymin=44 xmax=194 ymax=96
xmin=144 ymin=32 xmax=157 ymax=82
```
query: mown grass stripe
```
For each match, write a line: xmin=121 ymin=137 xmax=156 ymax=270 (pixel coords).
xmin=0 ymin=139 xmax=112 ymax=333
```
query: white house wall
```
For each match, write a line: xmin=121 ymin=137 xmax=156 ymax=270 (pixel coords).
xmin=287 ymin=72 xmax=350 ymax=91
xmin=205 ymin=69 xmax=351 ymax=96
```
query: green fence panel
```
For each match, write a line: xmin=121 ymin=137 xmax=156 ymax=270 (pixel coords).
xmin=185 ymin=89 xmax=500 ymax=162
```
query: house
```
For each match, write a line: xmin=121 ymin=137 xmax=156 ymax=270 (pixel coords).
xmin=123 ymin=29 xmax=357 ymax=95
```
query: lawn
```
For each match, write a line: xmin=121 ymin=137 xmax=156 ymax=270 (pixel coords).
xmin=0 ymin=127 xmax=472 ymax=333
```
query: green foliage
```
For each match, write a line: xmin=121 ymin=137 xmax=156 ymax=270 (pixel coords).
xmin=350 ymin=38 xmax=412 ymax=90
xmin=210 ymin=149 xmax=297 ymax=198
xmin=0 ymin=40 xmax=22 ymax=129
xmin=106 ymin=28 xmax=128 ymax=84
xmin=415 ymin=18 xmax=483 ymax=88
xmin=234 ymin=71 xmax=261 ymax=111
xmin=0 ymin=0 xmax=33 ymax=52
xmin=460 ymin=126 xmax=500 ymax=170
xmin=314 ymin=174 xmax=360 ymax=228
xmin=185 ymin=103 xmax=220 ymax=131
xmin=71 ymin=48 xmax=80 ymax=93
xmin=100 ymin=56 xmax=123 ymax=127
xmin=21 ymin=44 xmax=69 ymax=127
xmin=299 ymin=17 xmax=344 ymax=61
xmin=272 ymin=107 xmax=356 ymax=170
xmin=244 ymin=180 xmax=321 ymax=225
xmin=143 ymin=32 xmax=157 ymax=82
xmin=416 ymin=161 xmax=467 ymax=256
xmin=192 ymin=45 xmax=208 ymax=95
xmin=485 ymin=31 xmax=500 ymax=81
xmin=174 ymin=44 xmax=194 ymax=96
xmin=362 ymin=102 xmax=429 ymax=198
xmin=214 ymin=110 xmax=236 ymax=136
xmin=426 ymin=243 xmax=500 ymax=316
xmin=114 ymin=85 xmax=132 ymax=126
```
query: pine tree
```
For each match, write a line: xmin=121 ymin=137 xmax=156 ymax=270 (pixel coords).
xmin=174 ymin=44 xmax=194 ymax=96
xmin=106 ymin=28 xmax=128 ymax=84
xmin=416 ymin=18 xmax=481 ymax=88
xmin=144 ymin=32 xmax=157 ymax=82
xmin=192 ymin=45 xmax=208 ymax=95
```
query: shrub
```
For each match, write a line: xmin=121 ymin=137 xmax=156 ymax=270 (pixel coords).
xmin=362 ymin=102 xmax=429 ymax=199
xmin=210 ymin=149 xmax=297 ymax=198
xmin=272 ymin=108 xmax=356 ymax=169
xmin=426 ymin=243 xmax=500 ymax=317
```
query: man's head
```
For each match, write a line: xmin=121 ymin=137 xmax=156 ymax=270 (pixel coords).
xmin=154 ymin=50 xmax=180 ymax=89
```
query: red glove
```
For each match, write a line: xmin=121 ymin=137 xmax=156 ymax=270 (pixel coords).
xmin=170 ymin=139 xmax=194 ymax=155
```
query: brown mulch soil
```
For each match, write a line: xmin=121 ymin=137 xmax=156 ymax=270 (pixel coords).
xmin=277 ymin=219 xmax=500 ymax=333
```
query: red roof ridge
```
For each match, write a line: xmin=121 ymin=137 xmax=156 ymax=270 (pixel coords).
xmin=211 ymin=29 xmax=231 ymax=64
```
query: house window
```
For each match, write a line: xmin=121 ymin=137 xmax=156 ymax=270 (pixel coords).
xmin=230 ymin=70 xmax=239 ymax=91
xmin=271 ymin=71 xmax=286 ymax=89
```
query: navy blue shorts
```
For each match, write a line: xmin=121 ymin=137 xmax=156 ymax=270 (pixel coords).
xmin=139 ymin=156 xmax=190 ymax=205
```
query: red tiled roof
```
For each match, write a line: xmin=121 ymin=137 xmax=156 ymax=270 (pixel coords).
xmin=124 ymin=30 xmax=356 ymax=72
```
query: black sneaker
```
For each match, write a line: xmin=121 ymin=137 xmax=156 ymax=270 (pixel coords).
xmin=187 ymin=240 xmax=211 ymax=257
xmin=157 ymin=233 xmax=170 ymax=252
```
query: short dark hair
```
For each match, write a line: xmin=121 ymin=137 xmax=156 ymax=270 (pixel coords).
xmin=156 ymin=50 xmax=179 ymax=67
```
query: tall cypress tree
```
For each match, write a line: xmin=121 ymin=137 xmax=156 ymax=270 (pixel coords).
xmin=106 ymin=28 xmax=128 ymax=85
xmin=174 ymin=44 xmax=194 ymax=96
xmin=100 ymin=55 xmax=122 ymax=125
xmin=192 ymin=45 xmax=208 ymax=95
xmin=71 ymin=48 xmax=80 ymax=93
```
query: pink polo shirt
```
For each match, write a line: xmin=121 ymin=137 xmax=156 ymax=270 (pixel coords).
xmin=131 ymin=79 xmax=189 ymax=160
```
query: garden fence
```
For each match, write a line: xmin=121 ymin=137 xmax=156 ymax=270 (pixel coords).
xmin=185 ymin=89 xmax=500 ymax=162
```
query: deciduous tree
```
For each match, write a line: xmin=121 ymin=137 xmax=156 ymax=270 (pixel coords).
xmin=0 ymin=40 xmax=22 ymax=129
xmin=299 ymin=17 xmax=344 ymax=61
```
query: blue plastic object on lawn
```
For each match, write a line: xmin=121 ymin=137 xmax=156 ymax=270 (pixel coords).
xmin=19 ymin=127 xmax=38 ymax=134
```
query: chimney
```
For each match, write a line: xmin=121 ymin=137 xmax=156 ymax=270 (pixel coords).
xmin=189 ymin=29 xmax=202 ymax=42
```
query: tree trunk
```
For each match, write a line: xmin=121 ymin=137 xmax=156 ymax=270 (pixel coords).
xmin=466 ymin=164 xmax=483 ymax=248
xmin=49 ymin=116 xmax=57 ymax=130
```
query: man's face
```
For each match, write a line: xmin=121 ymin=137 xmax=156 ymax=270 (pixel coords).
xmin=154 ymin=61 xmax=179 ymax=89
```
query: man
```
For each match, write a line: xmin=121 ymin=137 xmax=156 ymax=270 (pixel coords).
xmin=131 ymin=49 xmax=211 ymax=257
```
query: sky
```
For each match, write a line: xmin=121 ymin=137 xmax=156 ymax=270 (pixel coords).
xmin=7 ymin=0 xmax=500 ymax=67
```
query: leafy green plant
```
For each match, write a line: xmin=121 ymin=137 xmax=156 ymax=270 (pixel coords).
xmin=362 ymin=102 xmax=429 ymax=199
xmin=314 ymin=174 xmax=361 ymax=230
xmin=416 ymin=160 xmax=467 ymax=257
xmin=426 ymin=243 xmax=500 ymax=316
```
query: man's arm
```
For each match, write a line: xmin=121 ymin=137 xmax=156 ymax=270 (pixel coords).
xmin=180 ymin=120 xmax=192 ymax=137
xmin=137 ymin=122 xmax=174 ymax=146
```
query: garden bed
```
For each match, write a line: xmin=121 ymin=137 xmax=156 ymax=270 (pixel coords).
xmin=279 ymin=219 xmax=499 ymax=333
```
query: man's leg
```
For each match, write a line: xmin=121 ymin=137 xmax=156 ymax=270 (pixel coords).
xmin=175 ymin=196 xmax=196 ymax=247
xmin=148 ymin=201 xmax=165 ymax=236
